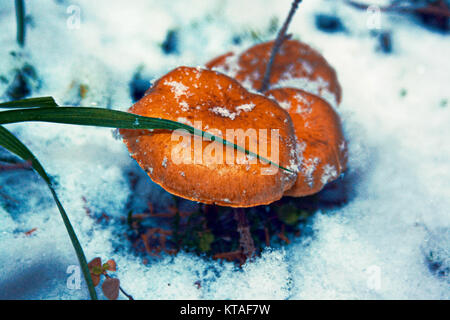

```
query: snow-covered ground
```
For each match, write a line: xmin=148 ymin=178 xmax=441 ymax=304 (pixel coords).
xmin=0 ymin=0 xmax=449 ymax=299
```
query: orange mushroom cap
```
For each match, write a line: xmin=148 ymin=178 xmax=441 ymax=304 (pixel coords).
xmin=120 ymin=66 xmax=299 ymax=207
xmin=265 ymin=88 xmax=347 ymax=197
xmin=206 ymin=39 xmax=342 ymax=107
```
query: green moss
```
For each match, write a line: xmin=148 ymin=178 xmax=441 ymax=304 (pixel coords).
xmin=198 ymin=231 xmax=215 ymax=252
xmin=121 ymin=179 xmax=349 ymax=264
xmin=277 ymin=204 xmax=309 ymax=226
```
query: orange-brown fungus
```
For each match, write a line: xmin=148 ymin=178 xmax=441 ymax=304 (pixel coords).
xmin=265 ymin=88 xmax=347 ymax=197
xmin=120 ymin=66 xmax=299 ymax=207
xmin=206 ymin=39 xmax=342 ymax=106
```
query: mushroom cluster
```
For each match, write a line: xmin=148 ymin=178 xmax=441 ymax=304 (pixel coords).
xmin=121 ymin=39 xmax=347 ymax=208
xmin=121 ymin=66 xmax=299 ymax=207
xmin=206 ymin=39 xmax=342 ymax=107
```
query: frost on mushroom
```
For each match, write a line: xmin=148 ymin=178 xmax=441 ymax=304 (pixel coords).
xmin=265 ymin=88 xmax=347 ymax=197
xmin=211 ymin=106 xmax=238 ymax=120
xmin=163 ymin=80 xmax=189 ymax=98
xmin=206 ymin=39 xmax=342 ymax=108
xmin=211 ymin=102 xmax=256 ymax=120
xmin=120 ymin=66 xmax=299 ymax=207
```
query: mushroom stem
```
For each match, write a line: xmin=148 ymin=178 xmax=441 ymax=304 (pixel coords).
xmin=259 ymin=0 xmax=302 ymax=92
xmin=234 ymin=208 xmax=256 ymax=260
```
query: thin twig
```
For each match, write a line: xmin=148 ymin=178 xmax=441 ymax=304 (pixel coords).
xmin=118 ymin=285 xmax=134 ymax=300
xmin=259 ymin=0 xmax=302 ymax=93
xmin=0 ymin=156 xmax=24 ymax=164
xmin=0 ymin=160 xmax=32 ymax=171
xmin=213 ymin=250 xmax=245 ymax=264
xmin=15 ymin=0 xmax=26 ymax=47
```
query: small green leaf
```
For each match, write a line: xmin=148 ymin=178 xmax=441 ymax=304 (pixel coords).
xmin=276 ymin=204 xmax=309 ymax=225
xmin=91 ymin=266 xmax=103 ymax=276
xmin=198 ymin=232 xmax=215 ymax=252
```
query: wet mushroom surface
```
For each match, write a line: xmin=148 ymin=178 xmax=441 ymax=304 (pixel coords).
xmin=120 ymin=66 xmax=300 ymax=208
xmin=266 ymin=88 xmax=347 ymax=196
xmin=206 ymin=39 xmax=342 ymax=107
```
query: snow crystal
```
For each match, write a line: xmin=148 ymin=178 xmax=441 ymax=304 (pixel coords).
xmin=275 ymin=77 xmax=338 ymax=109
xmin=278 ymin=100 xmax=292 ymax=111
xmin=164 ymin=80 xmax=189 ymax=98
xmin=179 ymin=101 xmax=189 ymax=111
xmin=162 ymin=156 xmax=168 ymax=168
xmin=236 ymin=102 xmax=256 ymax=112
xmin=211 ymin=103 xmax=256 ymax=120
xmin=301 ymin=157 xmax=320 ymax=187
xmin=211 ymin=106 xmax=237 ymax=120
xmin=176 ymin=117 xmax=193 ymax=126
xmin=320 ymin=164 xmax=337 ymax=184
xmin=287 ymin=159 xmax=300 ymax=173
xmin=211 ymin=53 xmax=241 ymax=79
xmin=299 ymin=60 xmax=313 ymax=75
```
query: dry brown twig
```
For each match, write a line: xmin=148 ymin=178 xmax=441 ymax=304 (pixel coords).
xmin=260 ymin=0 xmax=302 ymax=92
xmin=0 ymin=160 xmax=32 ymax=172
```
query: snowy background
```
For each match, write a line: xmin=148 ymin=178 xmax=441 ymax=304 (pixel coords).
xmin=0 ymin=0 xmax=449 ymax=299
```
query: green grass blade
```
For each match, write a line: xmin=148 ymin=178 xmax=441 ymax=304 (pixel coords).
xmin=0 ymin=125 xmax=98 ymax=300
xmin=15 ymin=0 xmax=25 ymax=47
xmin=0 ymin=106 xmax=292 ymax=172
xmin=0 ymin=96 xmax=58 ymax=109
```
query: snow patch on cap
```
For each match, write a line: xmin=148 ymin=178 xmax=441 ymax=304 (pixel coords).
xmin=211 ymin=106 xmax=238 ymax=120
xmin=164 ymin=80 xmax=189 ymax=98
xmin=274 ymin=77 xmax=338 ymax=109
xmin=321 ymin=164 xmax=338 ymax=184
xmin=236 ymin=102 xmax=256 ymax=112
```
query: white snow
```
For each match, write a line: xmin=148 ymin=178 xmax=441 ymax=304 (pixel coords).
xmin=302 ymin=157 xmax=320 ymax=187
xmin=0 ymin=0 xmax=449 ymax=300
xmin=176 ymin=117 xmax=193 ymax=126
xmin=211 ymin=103 xmax=256 ymax=120
xmin=211 ymin=106 xmax=238 ymax=120
xmin=236 ymin=102 xmax=256 ymax=112
xmin=179 ymin=101 xmax=190 ymax=112
xmin=278 ymin=100 xmax=292 ymax=110
xmin=163 ymin=80 xmax=189 ymax=98
xmin=274 ymin=76 xmax=338 ymax=109
xmin=320 ymin=164 xmax=337 ymax=184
